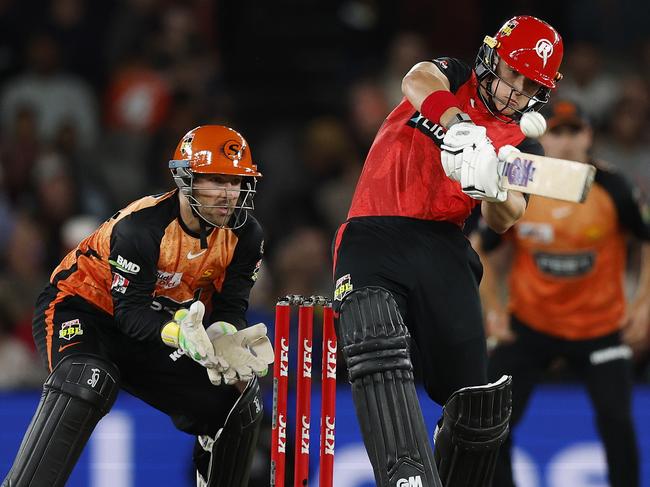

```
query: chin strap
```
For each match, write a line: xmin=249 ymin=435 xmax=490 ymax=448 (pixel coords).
xmin=199 ymin=219 xmax=209 ymax=249
xmin=189 ymin=204 xmax=211 ymax=249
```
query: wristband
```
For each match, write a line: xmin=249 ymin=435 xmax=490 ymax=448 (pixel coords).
xmin=420 ymin=90 xmax=462 ymax=124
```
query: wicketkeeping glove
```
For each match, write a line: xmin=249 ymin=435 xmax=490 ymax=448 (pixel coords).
xmin=160 ymin=301 xmax=227 ymax=369
xmin=205 ymin=322 xmax=274 ymax=386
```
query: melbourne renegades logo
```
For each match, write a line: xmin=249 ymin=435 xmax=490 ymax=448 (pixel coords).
xmin=535 ymin=38 xmax=553 ymax=67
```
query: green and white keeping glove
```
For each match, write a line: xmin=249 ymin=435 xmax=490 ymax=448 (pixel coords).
xmin=206 ymin=322 xmax=275 ymax=385
xmin=160 ymin=301 xmax=227 ymax=369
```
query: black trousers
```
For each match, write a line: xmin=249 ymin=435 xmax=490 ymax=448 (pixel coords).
xmin=333 ymin=216 xmax=488 ymax=405
xmin=490 ymin=316 xmax=639 ymax=487
xmin=32 ymin=285 xmax=239 ymax=437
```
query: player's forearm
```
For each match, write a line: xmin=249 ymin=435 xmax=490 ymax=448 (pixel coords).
xmin=401 ymin=62 xmax=462 ymax=127
xmin=481 ymin=191 xmax=527 ymax=234
xmin=113 ymin=301 xmax=170 ymax=342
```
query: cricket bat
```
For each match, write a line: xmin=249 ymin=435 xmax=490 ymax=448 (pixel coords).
xmin=500 ymin=152 xmax=596 ymax=203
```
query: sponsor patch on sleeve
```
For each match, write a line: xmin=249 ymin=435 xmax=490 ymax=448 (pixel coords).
xmin=111 ymin=272 xmax=130 ymax=294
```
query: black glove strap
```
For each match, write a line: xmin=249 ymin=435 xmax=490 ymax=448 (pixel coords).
xmin=446 ymin=112 xmax=474 ymax=129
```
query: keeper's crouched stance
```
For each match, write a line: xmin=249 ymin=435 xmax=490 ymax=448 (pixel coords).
xmin=337 ymin=287 xmax=512 ymax=487
xmin=3 ymin=125 xmax=272 ymax=487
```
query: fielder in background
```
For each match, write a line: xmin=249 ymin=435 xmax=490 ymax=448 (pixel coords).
xmin=478 ymin=100 xmax=650 ymax=487
xmin=332 ymin=15 xmax=564 ymax=487
xmin=2 ymin=125 xmax=273 ymax=487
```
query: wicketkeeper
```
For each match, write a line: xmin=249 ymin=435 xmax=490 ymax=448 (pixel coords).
xmin=2 ymin=125 xmax=273 ymax=487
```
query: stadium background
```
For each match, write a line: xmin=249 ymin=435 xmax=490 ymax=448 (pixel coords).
xmin=1 ymin=1 xmax=649 ymax=485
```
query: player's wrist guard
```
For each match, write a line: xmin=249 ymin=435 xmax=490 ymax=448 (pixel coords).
xmin=446 ymin=112 xmax=473 ymax=129
xmin=420 ymin=90 xmax=462 ymax=125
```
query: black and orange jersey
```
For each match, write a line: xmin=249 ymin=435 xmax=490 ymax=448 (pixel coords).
xmin=481 ymin=163 xmax=650 ymax=340
xmin=50 ymin=190 xmax=264 ymax=342
xmin=347 ymin=57 xmax=542 ymax=226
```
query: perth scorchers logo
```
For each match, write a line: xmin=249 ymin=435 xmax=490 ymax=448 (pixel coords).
xmin=223 ymin=139 xmax=244 ymax=161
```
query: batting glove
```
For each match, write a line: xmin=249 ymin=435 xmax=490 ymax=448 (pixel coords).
xmin=459 ymin=139 xmax=508 ymax=202
xmin=441 ymin=122 xmax=494 ymax=181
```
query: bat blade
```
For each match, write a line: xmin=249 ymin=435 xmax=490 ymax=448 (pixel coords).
xmin=500 ymin=152 xmax=596 ymax=203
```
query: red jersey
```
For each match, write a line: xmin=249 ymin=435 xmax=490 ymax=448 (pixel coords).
xmin=348 ymin=58 xmax=532 ymax=226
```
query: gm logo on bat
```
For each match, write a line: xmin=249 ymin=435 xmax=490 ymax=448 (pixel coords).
xmin=504 ymin=157 xmax=536 ymax=187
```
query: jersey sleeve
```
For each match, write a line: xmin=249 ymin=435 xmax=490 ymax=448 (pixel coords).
xmin=596 ymin=167 xmax=650 ymax=241
xmin=209 ymin=218 xmax=264 ymax=329
xmin=109 ymin=216 xmax=169 ymax=341
xmin=431 ymin=57 xmax=472 ymax=93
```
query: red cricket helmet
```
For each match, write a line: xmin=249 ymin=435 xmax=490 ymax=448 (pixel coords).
xmin=475 ymin=15 xmax=564 ymax=120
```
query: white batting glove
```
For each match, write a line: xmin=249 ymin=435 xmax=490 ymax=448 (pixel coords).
xmin=206 ymin=322 xmax=274 ymax=386
xmin=498 ymin=144 xmax=520 ymax=162
xmin=160 ymin=301 xmax=226 ymax=369
xmin=460 ymin=140 xmax=508 ymax=202
xmin=441 ymin=122 xmax=493 ymax=181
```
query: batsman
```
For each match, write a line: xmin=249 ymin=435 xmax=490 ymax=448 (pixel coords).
xmin=2 ymin=125 xmax=273 ymax=487
xmin=332 ymin=16 xmax=564 ymax=487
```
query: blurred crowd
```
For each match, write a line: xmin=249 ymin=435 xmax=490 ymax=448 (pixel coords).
xmin=1 ymin=0 xmax=650 ymax=391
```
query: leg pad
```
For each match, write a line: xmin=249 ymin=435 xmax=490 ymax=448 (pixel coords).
xmin=195 ymin=377 xmax=264 ymax=487
xmin=339 ymin=287 xmax=442 ymax=487
xmin=2 ymin=354 xmax=119 ymax=487
xmin=434 ymin=375 xmax=512 ymax=487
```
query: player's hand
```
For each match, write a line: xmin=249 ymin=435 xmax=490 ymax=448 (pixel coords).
xmin=621 ymin=299 xmax=650 ymax=349
xmin=497 ymin=144 xmax=520 ymax=162
xmin=441 ymin=122 xmax=492 ymax=181
xmin=160 ymin=301 xmax=226 ymax=369
xmin=458 ymin=140 xmax=507 ymax=202
xmin=205 ymin=322 xmax=274 ymax=386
